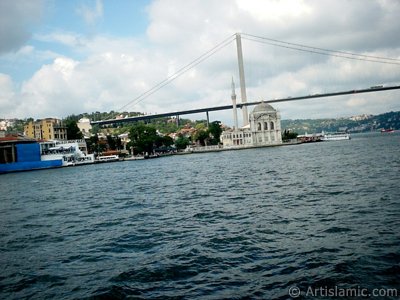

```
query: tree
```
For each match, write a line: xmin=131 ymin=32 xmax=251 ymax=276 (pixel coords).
xmin=115 ymin=137 xmax=122 ymax=150
xmin=175 ymin=136 xmax=190 ymax=150
xmin=208 ymin=121 xmax=222 ymax=145
xmin=195 ymin=122 xmax=207 ymax=131
xmin=88 ymin=135 xmax=99 ymax=153
xmin=106 ymin=135 xmax=116 ymax=150
xmin=194 ymin=129 xmax=209 ymax=146
xmin=282 ymin=129 xmax=298 ymax=142
xmin=90 ymin=124 xmax=100 ymax=135
xmin=64 ymin=114 xmax=80 ymax=122
xmin=154 ymin=135 xmax=174 ymax=148
xmin=6 ymin=119 xmax=27 ymax=134
xmin=65 ymin=120 xmax=83 ymax=140
xmin=128 ymin=123 xmax=158 ymax=154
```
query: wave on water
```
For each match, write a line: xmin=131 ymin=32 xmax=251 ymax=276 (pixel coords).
xmin=1 ymin=133 xmax=399 ymax=299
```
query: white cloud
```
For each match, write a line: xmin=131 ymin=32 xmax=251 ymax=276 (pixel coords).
xmin=346 ymin=97 xmax=367 ymax=108
xmin=236 ymin=0 xmax=312 ymax=22
xmin=1 ymin=0 xmax=400 ymax=124
xmin=0 ymin=74 xmax=16 ymax=116
xmin=76 ymin=0 xmax=103 ymax=26
xmin=35 ymin=32 xmax=86 ymax=48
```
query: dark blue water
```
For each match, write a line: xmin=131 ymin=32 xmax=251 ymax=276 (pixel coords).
xmin=1 ymin=132 xmax=399 ymax=299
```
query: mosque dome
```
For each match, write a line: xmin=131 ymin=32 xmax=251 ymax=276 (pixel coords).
xmin=252 ymin=102 xmax=276 ymax=113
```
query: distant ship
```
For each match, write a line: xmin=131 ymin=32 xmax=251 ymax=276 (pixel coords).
xmin=322 ymin=132 xmax=351 ymax=141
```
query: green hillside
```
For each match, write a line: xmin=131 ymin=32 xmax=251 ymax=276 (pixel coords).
xmin=281 ymin=111 xmax=400 ymax=134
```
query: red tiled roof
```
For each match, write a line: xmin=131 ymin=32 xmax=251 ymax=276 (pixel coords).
xmin=0 ymin=134 xmax=36 ymax=143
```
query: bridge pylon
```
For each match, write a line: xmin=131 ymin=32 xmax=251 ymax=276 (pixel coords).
xmin=236 ymin=33 xmax=249 ymax=126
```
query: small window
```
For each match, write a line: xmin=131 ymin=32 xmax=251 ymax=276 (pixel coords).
xmin=257 ymin=123 xmax=261 ymax=131
xmin=270 ymin=121 xmax=274 ymax=130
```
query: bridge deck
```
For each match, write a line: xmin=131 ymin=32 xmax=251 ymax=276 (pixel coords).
xmin=91 ymin=85 xmax=400 ymax=125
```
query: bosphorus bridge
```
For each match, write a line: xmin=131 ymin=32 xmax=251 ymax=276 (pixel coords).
xmin=91 ymin=33 xmax=400 ymax=126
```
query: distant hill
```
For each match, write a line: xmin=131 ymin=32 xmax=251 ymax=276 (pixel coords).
xmin=281 ymin=111 xmax=400 ymax=134
xmin=3 ymin=110 xmax=399 ymax=136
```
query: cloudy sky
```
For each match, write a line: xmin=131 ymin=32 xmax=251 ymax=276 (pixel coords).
xmin=1 ymin=0 xmax=400 ymax=125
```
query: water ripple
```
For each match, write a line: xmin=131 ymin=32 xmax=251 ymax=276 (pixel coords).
xmin=1 ymin=133 xmax=399 ymax=299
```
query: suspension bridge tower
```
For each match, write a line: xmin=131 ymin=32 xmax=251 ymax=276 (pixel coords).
xmin=236 ymin=33 xmax=249 ymax=126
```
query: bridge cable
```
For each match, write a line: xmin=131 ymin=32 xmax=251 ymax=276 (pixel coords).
xmin=242 ymin=33 xmax=400 ymax=65
xmin=114 ymin=34 xmax=236 ymax=116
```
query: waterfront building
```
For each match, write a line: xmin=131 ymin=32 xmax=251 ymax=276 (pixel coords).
xmin=118 ymin=133 xmax=130 ymax=151
xmin=249 ymin=102 xmax=282 ymax=145
xmin=77 ymin=117 xmax=92 ymax=138
xmin=220 ymin=80 xmax=282 ymax=148
xmin=24 ymin=118 xmax=67 ymax=141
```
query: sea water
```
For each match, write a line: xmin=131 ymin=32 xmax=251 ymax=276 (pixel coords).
xmin=1 ymin=132 xmax=399 ymax=299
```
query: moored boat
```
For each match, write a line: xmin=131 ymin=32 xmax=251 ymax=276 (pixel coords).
xmin=96 ymin=154 xmax=120 ymax=163
xmin=124 ymin=155 xmax=145 ymax=161
xmin=322 ymin=132 xmax=351 ymax=141
xmin=1 ymin=135 xmax=62 ymax=174
xmin=381 ymin=129 xmax=394 ymax=133
xmin=40 ymin=139 xmax=95 ymax=166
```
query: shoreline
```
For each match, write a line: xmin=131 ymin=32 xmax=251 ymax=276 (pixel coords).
xmin=175 ymin=140 xmax=301 ymax=155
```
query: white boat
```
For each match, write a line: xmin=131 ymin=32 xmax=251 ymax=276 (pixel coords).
xmin=124 ymin=155 xmax=145 ymax=161
xmin=322 ymin=132 xmax=351 ymax=141
xmin=96 ymin=155 xmax=120 ymax=163
xmin=40 ymin=140 xmax=95 ymax=166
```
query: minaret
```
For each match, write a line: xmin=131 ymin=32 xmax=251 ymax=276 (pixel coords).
xmin=231 ymin=77 xmax=239 ymax=130
xmin=236 ymin=33 xmax=249 ymax=126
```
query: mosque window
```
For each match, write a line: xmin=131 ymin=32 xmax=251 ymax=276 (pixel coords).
xmin=264 ymin=122 xmax=268 ymax=131
xmin=257 ymin=123 xmax=261 ymax=131
xmin=270 ymin=121 xmax=274 ymax=130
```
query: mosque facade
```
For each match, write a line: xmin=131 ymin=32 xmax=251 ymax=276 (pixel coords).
xmin=220 ymin=80 xmax=282 ymax=148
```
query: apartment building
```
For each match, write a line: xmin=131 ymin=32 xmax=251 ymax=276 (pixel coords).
xmin=24 ymin=118 xmax=67 ymax=140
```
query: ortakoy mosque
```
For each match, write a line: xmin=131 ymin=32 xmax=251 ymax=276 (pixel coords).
xmin=220 ymin=80 xmax=282 ymax=148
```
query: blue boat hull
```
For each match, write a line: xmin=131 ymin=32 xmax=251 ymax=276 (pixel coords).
xmin=0 ymin=160 xmax=63 ymax=174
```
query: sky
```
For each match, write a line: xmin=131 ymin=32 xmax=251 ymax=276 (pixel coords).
xmin=1 ymin=0 xmax=400 ymax=125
